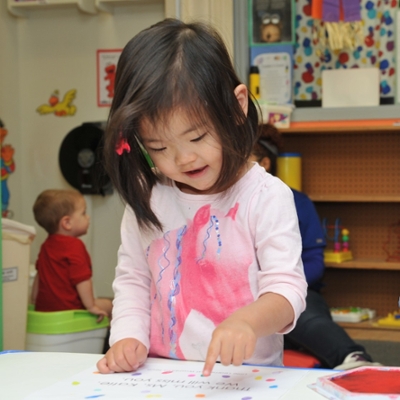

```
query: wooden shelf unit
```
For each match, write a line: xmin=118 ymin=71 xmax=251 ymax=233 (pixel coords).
xmin=281 ymin=123 xmax=400 ymax=340
xmin=95 ymin=0 xmax=163 ymax=13
xmin=7 ymin=0 xmax=97 ymax=17
xmin=7 ymin=0 xmax=162 ymax=17
xmin=336 ymin=319 xmax=400 ymax=342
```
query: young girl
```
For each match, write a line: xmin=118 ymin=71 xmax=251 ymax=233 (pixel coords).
xmin=97 ymin=18 xmax=306 ymax=376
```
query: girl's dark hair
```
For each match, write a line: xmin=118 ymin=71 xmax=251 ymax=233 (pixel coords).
xmin=252 ymin=124 xmax=284 ymax=176
xmin=104 ymin=18 xmax=260 ymax=231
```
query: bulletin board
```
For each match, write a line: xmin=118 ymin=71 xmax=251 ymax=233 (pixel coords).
xmin=293 ymin=0 xmax=398 ymax=104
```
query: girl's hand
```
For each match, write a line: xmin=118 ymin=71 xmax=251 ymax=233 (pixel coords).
xmin=96 ymin=338 xmax=148 ymax=374
xmin=202 ymin=318 xmax=257 ymax=377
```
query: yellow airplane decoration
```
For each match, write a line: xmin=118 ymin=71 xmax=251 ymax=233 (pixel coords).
xmin=36 ymin=89 xmax=77 ymax=117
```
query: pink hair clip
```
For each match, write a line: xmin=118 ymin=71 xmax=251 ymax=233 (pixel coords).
xmin=116 ymin=134 xmax=131 ymax=155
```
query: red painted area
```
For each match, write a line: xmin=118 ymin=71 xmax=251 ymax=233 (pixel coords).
xmin=331 ymin=369 xmax=400 ymax=394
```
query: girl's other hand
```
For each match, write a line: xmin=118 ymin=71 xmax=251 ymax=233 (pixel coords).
xmin=96 ymin=338 xmax=148 ymax=373
xmin=202 ymin=318 xmax=257 ymax=377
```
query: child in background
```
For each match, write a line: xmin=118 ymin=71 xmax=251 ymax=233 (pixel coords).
xmin=32 ymin=189 xmax=112 ymax=322
xmin=250 ymin=124 xmax=381 ymax=370
xmin=96 ymin=18 xmax=307 ymax=376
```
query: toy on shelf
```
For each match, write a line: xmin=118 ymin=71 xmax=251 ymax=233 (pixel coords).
xmin=382 ymin=220 xmax=400 ymax=262
xmin=377 ymin=296 xmax=400 ymax=328
xmin=249 ymin=0 xmax=295 ymax=45
xmin=0 ymin=119 xmax=16 ymax=218
xmin=260 ymin=13 xmax=282 ymax=43
xmin=322 ymin=218 xmax=353 ymax=263
xmin=330 ymin=307 xmax=376 ymax=323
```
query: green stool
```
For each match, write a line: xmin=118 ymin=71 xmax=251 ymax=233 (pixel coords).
xmin=26 ymin=305 xmax=109 ymax=354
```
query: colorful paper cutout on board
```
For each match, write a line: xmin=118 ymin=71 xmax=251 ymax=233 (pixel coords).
xmin=0 ymin=119 xmax=15 ymax=218
xmin=97 ymin=49 xmax=122 ymax=107
xmin=25 ymin=358 xmax=309 ymax=400
xmin=36 ymin=89 xmax=77 ymax=117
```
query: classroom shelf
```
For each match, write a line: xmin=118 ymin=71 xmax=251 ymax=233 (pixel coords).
xmin=7 ymin=0 xmax=97 ymax=17
xmin=309 ymin=194 xmax=400 ymax=202
xmin=7 ymin=0 xmax=164 ymax=16
xmin=280 ymin=126 xmax=400 ymax=326
xmin=282 ymin=120 xmax=400 ymax=134
xmin=95 ymin=0 xmax=163 ymax=13
xmin=337 ymin=318 xmax=400 ymax=342
xmin=325 ymin=259 xmax=400 ymax=271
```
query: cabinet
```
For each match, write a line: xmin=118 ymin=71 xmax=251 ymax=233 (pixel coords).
xmin=7 ymin=0 xmax=163 ymax=18
xmin=7 ymin=0 xmax=97 ymax=17
xmin=281 ymin=122 xmax=400 ymax=341
xmin=96 ymin=0 xmax=163 ymax=13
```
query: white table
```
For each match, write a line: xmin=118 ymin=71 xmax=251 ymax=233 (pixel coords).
xmin=0 ymin=351 xmax=334 ymax=399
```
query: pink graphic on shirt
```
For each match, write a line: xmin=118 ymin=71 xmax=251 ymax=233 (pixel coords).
xmin=147 ymin=203 xmax=254 ymax=360
xmin=226 ymin=202 xmax=239 ymax=220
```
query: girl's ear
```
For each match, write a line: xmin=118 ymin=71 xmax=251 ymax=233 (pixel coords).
xmin=260 ymin=156 xmax=271 ymax=172
xmin=234 ymin=84 xmax=248 ymax=116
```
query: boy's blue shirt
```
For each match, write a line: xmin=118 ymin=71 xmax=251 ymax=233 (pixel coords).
xmin=291 ymin=189 xmax=326 ymax=289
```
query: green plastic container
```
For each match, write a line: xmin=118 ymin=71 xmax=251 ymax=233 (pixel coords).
xmin=27 ymin=305 xmax=109 ymax=335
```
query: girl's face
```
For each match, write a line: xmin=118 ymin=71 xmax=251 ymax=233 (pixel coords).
xmin=141 ymin=110 xmax=223 ymax=195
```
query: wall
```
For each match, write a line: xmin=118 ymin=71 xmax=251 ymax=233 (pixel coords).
xmin=0 ymin=3 xmax=21 ymax=219
xmin=1 ymin=2 xmax=165 ymax=297
xmin=1 ymin=0 xmax=234 ymax=300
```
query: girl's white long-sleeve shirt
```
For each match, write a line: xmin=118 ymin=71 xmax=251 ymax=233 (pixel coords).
xmin=110 ymin=163 xmax=307 ymax=366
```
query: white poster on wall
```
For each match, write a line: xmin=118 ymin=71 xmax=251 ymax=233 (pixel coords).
xmin=254 ymin=52 xmax=292 ymax=105
xmin=96 ymin=49 xmax=122 ymax=107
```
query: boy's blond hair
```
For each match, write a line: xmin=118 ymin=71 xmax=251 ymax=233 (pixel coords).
xmin=33 ymin=189 xmax=83 ymax=234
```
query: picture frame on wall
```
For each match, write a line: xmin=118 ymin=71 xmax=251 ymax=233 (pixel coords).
xmin=248 ymin=0 xmax=295 ymax=46
xmin=96 ymin=49 xmax=122 ymax=107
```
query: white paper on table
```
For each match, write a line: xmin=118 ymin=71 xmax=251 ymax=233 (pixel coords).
xmin=322 ymin=68 xmax=380 ymax=108
xmin=24 ymin=358 xmax=309 ymax=400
